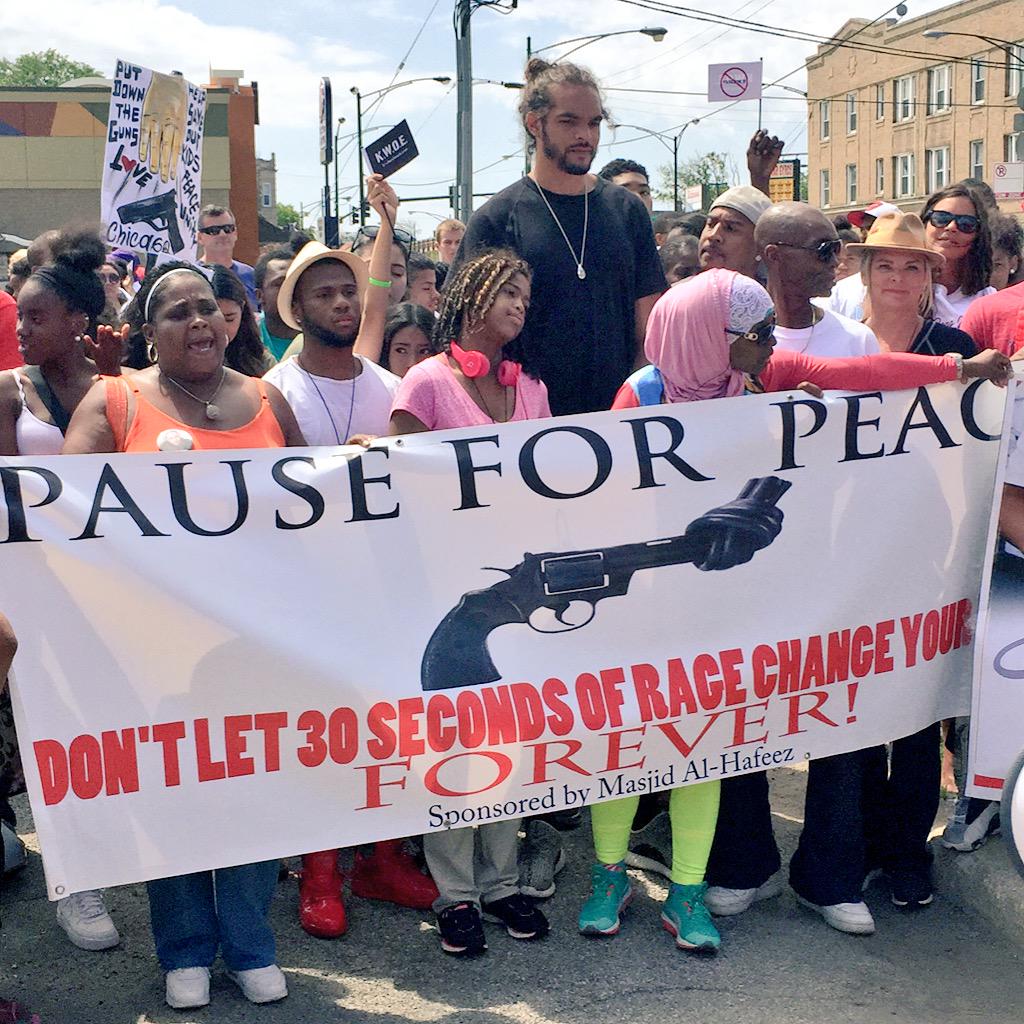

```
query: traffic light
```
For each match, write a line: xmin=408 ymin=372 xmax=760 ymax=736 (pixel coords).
xmin=351 ymin=209 xmax=359 ymax=224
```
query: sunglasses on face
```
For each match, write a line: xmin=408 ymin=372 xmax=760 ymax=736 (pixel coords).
xmin=198 ymin=223 xmax=236 ymax=236
xmin=353 ymin=224 xmax=415 ymax=248
xmin=925 ymin=210 xmax=979 ymax=234
xmin=725 ymin=314 xmax=776 ymax=346
xmin=775 ymin=238 xmax=843 ymax=262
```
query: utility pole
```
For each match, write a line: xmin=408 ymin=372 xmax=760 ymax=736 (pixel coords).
xmin=455 ymin=0 xmax=473 ymax=222
xmin=353 ymin=88 xmax=366 ymax=226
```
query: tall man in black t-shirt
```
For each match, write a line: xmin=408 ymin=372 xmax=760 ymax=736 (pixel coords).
xmin=455 ymin=60 xmax=666 ymax=416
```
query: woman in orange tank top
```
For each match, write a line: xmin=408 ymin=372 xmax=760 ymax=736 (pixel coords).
xmin=63 ymin=263 xmax=304 ymax=455
xmin=62 ymin=263 xmax=303 ymax=1011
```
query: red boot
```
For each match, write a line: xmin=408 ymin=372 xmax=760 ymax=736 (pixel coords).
xmin=298 ymin=850 xmax=346 ymax=938
xmin=351 ymin=839 xmax=439 ymax=910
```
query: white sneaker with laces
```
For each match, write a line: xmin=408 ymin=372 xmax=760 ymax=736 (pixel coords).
xmin=704 ymin=870 xmax=785 ymax=916
xmin=228 ymin=964 xmax=288 ymax=1004
xmin=165 ymin=966 xmax=211 ymax=1009
xmin=796 ymin=895 xmax=875 ymax=934
xmin=55 ymin=889 xmax=120 ymax=950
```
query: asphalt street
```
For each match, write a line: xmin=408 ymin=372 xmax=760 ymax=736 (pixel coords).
xmin=2 ymin=767 xmax=1022 ymax=1024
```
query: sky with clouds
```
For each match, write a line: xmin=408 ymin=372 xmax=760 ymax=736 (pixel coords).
xmin=2 ymin=0 xmax=958 ymax=237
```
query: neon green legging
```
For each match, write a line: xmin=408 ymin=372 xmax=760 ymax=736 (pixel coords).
xmin=590 ymin=780 xmax=721 ymax=885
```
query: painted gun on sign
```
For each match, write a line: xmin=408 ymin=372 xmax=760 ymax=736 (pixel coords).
xmin=117 ymin=190 xmax=184 ymax=254
xmin=420 ymin=476 xmax=792 ymax=691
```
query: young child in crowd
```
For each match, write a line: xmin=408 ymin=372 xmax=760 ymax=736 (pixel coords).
xmin=389 ymin=249 xmax=551 ymax=956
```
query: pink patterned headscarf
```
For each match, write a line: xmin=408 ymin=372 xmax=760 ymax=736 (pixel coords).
xmin=644 ymin=268 xmax=774 ymax=403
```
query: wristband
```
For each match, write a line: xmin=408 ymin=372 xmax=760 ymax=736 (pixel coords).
xmin=950 ymin=352 xmax=965 ymax=382
xmin=368 ymin=276 xmax=392 ymax=289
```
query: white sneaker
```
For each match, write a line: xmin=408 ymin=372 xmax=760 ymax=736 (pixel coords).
xmin=228 ymin=965 xmax=288 ymax=1004
xmin=705 ymin=870 xmax=785 ymax=916
xmin=55 ymin=890 xmax=120 ymax=950
xmin=165 ymin=966 xmax=211 ymax=1009
xmin=797 ymin=895 xmax=875 ymax=935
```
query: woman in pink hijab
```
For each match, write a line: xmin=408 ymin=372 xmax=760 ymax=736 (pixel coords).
xmin=615 ymin=268 xmax=1008 ymax=408
xmin=574 ymin=269 xmax=1012 ymax=955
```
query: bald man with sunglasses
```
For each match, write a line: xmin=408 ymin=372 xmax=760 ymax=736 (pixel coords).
xmin=757 ymin=203 xmax=879 ymax=358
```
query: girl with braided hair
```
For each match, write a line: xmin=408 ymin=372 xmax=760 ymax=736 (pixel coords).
xmin=389 ymin=248 xmax=548 ymax=434
xmin=388 ymin=249 xmax=550 ymax=956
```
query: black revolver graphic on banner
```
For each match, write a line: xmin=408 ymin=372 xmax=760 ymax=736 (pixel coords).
xmin=117 ymin=190 xmax=184 ymax=253
xmin=421 ymin=476 xmax=792 ymax=691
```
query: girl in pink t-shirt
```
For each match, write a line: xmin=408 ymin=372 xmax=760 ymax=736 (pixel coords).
xmin=389 ymin=249 xmax=551 ymax=957
xmin=390 ymin=249 xmax=550 ymax=434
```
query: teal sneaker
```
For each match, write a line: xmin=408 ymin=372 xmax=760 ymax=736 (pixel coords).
xmin=661 ymin=882 xmax=721 ymax=953
xmin=578 ymin=861 xmax=632 ymax=936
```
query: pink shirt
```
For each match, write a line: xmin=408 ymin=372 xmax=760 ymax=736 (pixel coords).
xmin=391 ymin=353 xmax=551 ymax=430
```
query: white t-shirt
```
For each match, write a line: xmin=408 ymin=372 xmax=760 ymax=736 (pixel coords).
xmin=263 ymin=355 xmax=400 ymax=445
xmin=931 ymin=284 xmax=997 ymax=329
xmin=772 ymin=309 xmax=880 ymax=358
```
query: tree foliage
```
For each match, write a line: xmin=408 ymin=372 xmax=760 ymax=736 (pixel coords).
xmin=276 ymin=202 xmax=301 ymax=228
xmin=0 ymin=50 xmax=102 ymax=87
xmin=654 ymin=152 xmax=740 ymax=205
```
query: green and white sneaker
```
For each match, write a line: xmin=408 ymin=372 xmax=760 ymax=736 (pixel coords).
xmin=578 ymin=861 xmax=632 ymax=936
xmin=661 ymin=882 xmax=721 ymax=953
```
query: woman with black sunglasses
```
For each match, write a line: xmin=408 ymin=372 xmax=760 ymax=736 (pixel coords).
xmin=920 ymin=183 xmax=995 ymax=327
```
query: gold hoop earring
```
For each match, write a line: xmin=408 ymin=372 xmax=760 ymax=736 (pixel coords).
xmin=146 ymin=341 xmax=158 ymax=364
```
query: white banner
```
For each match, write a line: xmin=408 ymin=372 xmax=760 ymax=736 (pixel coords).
xmin=0 ymin=384 xmax=1005 ymax=898
xmin=101 ymin=60 xmax=206 ymax=261
xmin=708 ymin=61 xmax=763 ymax=103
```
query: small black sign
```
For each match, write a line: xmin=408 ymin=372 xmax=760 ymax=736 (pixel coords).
xmin=364 ymin=119 xmax=418 ymax=178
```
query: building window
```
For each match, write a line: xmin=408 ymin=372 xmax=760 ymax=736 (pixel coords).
xmin=1007 ymin=43 xmax=1024 ymax=98
xmin=875 ymin=83 xmax=886 ymax=120
xmin=894 ymin=75 xmax=915 ymax=122
xmin=847 ymin=92 xmax=857 ymax=134
xmin=875 ymin=157 xmax=885 ymax=196
xmin=820 ymin=169 xmax=831 ymax=207
xmin=1006 ymin=132 xmax=1024 ymax=162
xmin=926 ymin=147 xmax=950 ymax=192
xmin=819 ymin=100 xmax=831 ymax=141
xmin=926 ymin=65 xmax=951 ymax=114
xmin=971 ymin=59 xmax=986 ymax=104
xmin=970 ymin=140 xmax=984 ymax=181
xmin=261 ymin=183 xmax=272 ymax=208
xmin=893 ymin=153 xmax=915 ymax=198
xmin=846 ymin=163 xmax=858 ymax=203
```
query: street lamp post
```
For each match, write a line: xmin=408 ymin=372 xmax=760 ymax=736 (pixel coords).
xmin=350 ymin=77 xmax=451 ymax=226
xmin=522 ymin=28 xmax=668 ymax=173
xmin=614 ymin=120 xmax=700 ymax=210
xmin=332 ymin=117 xmax=346 ymax=225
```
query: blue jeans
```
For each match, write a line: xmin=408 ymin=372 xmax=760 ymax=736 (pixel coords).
xmin=146 ymin=860 xmax=278 ymax=972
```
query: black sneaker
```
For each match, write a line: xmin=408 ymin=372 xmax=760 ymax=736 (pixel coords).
xmin=437 ymin=903 xmax=487 ymax=957
xmin=890 ymin=867 xmax=934 ymax=909
xmin=481 ymin=894 xmax=550 ymax=940
xmin=542 ymin=808 xmax=583 ymax=831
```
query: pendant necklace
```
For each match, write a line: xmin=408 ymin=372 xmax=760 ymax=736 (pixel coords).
xmin=797 ymin=307 xmax=824 ymax=355
xmin=468 ymin=377 xmax=512 ymax=423
xmin=161 ymin=367 xmax=227 ymax=421
xmin=298 ymin=356 xmax=358 ymax=445
xmin=534 ymin=180 xmax=589 ymax=280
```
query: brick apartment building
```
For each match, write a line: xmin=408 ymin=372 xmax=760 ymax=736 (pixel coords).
xmin=0 ymin=69 xmax=261 ymax=264
xmin=807 ymin=0 xmax=1023 ymax=219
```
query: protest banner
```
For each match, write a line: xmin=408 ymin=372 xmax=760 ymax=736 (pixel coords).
xmin=0 ymin=382 xmax=1006 ymax=898
xmin=101 ymin=60 xmax=206 ymax=262
xmin=969 ymin=383 xmax=1024 ymax=799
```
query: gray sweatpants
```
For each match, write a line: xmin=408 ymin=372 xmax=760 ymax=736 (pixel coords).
xmin=423 ymin=818 xmax=521 ymax=913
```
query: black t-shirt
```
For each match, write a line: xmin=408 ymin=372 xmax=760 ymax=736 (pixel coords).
xmin=455 ymin=176 xmax=666 ymax=415
xmin=911 ymin=319 xmax=977 ymax=357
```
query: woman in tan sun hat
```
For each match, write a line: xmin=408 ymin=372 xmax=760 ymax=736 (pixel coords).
xmin=847 ymin=210 xmax=975 ymax=914
xmin=850 ymin=211 xmax=977 ymax=359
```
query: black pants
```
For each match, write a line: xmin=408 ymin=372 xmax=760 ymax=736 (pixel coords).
xmin=863 ymin=722 xmax=940 ymax=874
xmin=789 ymin=750 xmax=871 ymax=905
xmin=706 ymin=771 xmax=781 ymax=889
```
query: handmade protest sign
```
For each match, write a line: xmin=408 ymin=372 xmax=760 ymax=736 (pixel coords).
xmin=101 ymin=60 xmax=206 ymax=261
xmin=0 ymin=382 xmax=1005 ymax=897
xmin=364 ymin=119 xmax=418 ymax=178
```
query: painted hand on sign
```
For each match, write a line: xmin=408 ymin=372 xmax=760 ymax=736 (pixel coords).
xmin=139 ymin=71 xmax=187 ymax=183
xmin=421 ymin=477 xmax=791 ymax=691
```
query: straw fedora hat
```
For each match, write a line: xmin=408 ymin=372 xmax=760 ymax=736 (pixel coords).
xmin=847 ymin=212 xmax=945 ymax=267
xmin=276 ymin=241 xmax=370 ymax=331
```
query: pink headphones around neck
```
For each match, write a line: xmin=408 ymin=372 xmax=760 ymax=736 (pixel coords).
xmin=450 ymin=342 xmax=521 ymax=387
